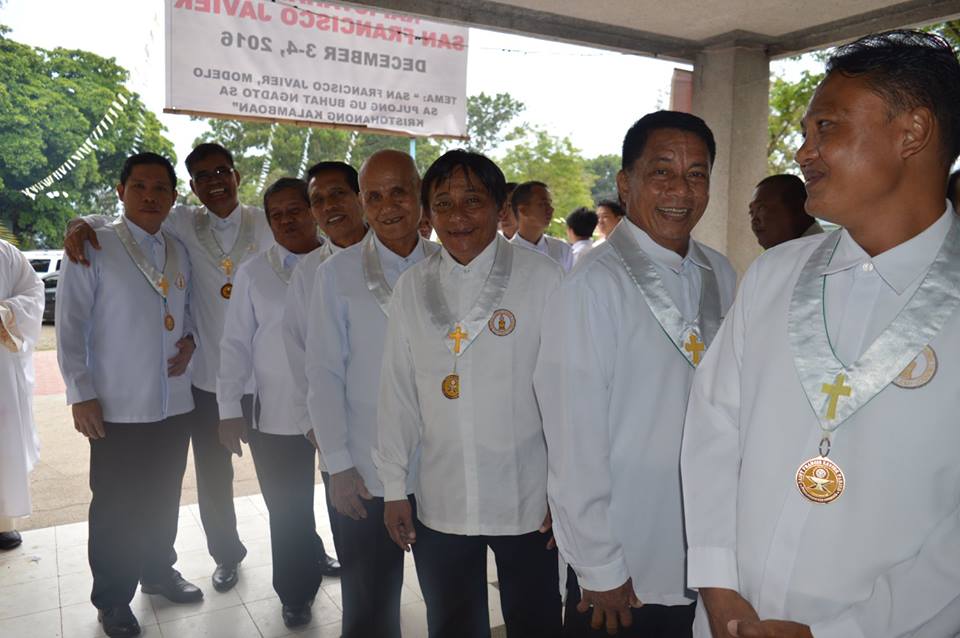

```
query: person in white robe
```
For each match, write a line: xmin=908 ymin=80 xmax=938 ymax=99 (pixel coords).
xmin=510 ymin=181 xmax=574 ymax=272
xmin=536 ymin=111 xmax=736 ymax=638
xmin=307 ymin=150 xmax=437 ymax=638
xmin=0 ymin=240 xmax=44 ymax=550
xmin=682 ymin=30 xmax=960 ymax=638
xmin=377 ymin=150 xmax=563 ymax=638
xmin=564 ymin=206 xmax=597 ymax=267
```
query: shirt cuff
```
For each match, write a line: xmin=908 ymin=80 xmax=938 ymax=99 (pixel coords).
xmin=0 ymin=305 xmax=24 ymax=353
xmin=321 ymin=448 xmax=355 ymax=475
xmin=572 ymin=555 xmax=631 ymax=593
xmin=809 ymin=612 xmax=865 ymax=638
xmin=66 ymin=379 xmax=97 ymax=405
xmin=218 ymin=400 xmax=243 ymax=420
xmin=382 ymin=480 xmax=409 ymax=502
xmin=686 ymin=546 xmax=740 ymax=591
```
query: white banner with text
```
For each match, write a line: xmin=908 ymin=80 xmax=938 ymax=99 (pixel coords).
xmin=165 ymin=0 xmax=468 ymax=137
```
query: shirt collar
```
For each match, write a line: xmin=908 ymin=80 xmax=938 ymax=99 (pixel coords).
xmin=441 ymin=234 xmax=499 ymax=275
xmin=123 ymin=216 xmax=163 ymax=246
xmin=513 ymin=232 xmax=547 ymax=251
xmin=209 ymin=203 xmax=242 ymax=229
xmin=822 ymin=207 xmax=953 ymax=294
xmin=275 ymin=244 xmax=299 ymax=270
xmin=374 ymin=233 xmax=425 ymax=270
xmin=624 ymin=219 xmax=711 ymax=274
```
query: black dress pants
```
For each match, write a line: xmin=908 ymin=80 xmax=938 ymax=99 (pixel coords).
xmin=186 ymin=386 xmax=246 ymax=565
xmin=331 ymin=495 xmax=407 ymax=638
xmin=247 ymin=428 xmax=322 ymax=606
xmin=88 ymin=414 xmax=191 ymax=609
xmin=562 ymin=567 xmax=695 ymax=637
xmin=412 ymin=515 xmax=562 ymax=638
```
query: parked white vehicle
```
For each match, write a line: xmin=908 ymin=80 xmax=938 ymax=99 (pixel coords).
xmin=24 ymin=250 xmax=63 ymax=276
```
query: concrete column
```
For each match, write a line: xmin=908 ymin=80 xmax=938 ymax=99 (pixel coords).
xmin=691 ymin=42 xmax=769 ymax=276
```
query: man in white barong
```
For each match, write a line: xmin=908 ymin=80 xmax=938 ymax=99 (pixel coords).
xmin=378 ymin=149 xmax=563 ymax=637
xmin=306 ymin=150 xmax=437 ymax=637
xmin=282 ymin=160 xmax=368 ymax=575
xmin=511 ymin=181 xmax=574 ymax=272
xmin=0 ymin=240 xmax=44 ymax=551
xmin=681 ymin=30 xmax=960 ymax=638
xmin=535 ymin=111 xmax=737 ymax=637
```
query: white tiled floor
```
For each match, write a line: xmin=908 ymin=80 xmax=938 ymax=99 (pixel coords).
xmin=0 ymin=491 xmax=506 ymax=638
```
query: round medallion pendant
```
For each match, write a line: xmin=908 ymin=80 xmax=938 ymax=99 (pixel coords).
xmin=893 ymin=345 xmax=937 ymax=389
xmin=441 ymin=374 xmax=460 ymax=400
xmin=796 ymin=456 xmax=845 ymax=504
xmin=164 ymin=313 xmax=176 ymax=332
xmin=220 ymin=283 xmax=233 ymax=299
xmin=488 ymin=309 xmax=516 ymax=336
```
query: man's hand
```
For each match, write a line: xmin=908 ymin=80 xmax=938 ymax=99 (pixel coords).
xmin=577 ymin=578 xmax=642 ymax=635
xmin=72 ymin=399 xmax=105 ymax=439
xmin=167 ymin=335 xmax=195 ymax=376
xmin=218 ymin=417 xmax=248 ymax=457
xmin=701 ymin=588 xmax=761 ymax=638
xmin=64 ymin=219 xmax=99 ymax=266
xmin=728 ymin=620 xmax=813 ymax=638
xmin=384 ymin=498 xmax=416 ymax=552
xmin=539 ymin=507 xmax=557 ymax=550
xmin=329 ymin=467 xmax=373 ymax=520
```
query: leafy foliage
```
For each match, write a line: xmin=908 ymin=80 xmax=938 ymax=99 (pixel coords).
xmin=0 ymin=28 xmax=174 ymax=247
xmin=584 ymin=154 xmax=620 ymax=202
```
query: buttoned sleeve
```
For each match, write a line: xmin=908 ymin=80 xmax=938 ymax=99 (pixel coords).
xmin=283 ymin=260 xmax=311 ymax=436
xmin=0 ymin=243 xmax=44 ymax=353
xmin=807 ymin=501 xmax=960 ymax=638
xmin=216 ymin=262 xmax=255 ymax=420
xmin=375 ymin=279 xmax=423 ymax=502
xmin=535 ymin=265 xmax=629 ymax=592
xmin=55 ymin=243 xmax=99 ymax=404
xmin=681 ymin=259 xmax=757 ymax=592
xmin=305 ymin=260 xmax=353 ymax=473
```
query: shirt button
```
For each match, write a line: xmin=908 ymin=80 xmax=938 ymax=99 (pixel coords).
xmin=861 ymin=263 xmax=874 ymax=272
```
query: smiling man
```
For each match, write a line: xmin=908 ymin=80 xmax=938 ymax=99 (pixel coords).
xmin=682 ymin=31 xmax=960 ymax=638
xmin=57 ymin=153 xmax=199 ymax=638
xmin=217 ymin=177 xmax=326 ymax=629
xmin=305 ymin=150 xmax=437 ymax=638
xmin=377 ymin=150 xmax=563 ymax=637
xmin=535 ymin=111 xmax=736 ymax=637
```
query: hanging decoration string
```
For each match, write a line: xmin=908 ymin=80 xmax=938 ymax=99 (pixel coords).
xmin=297 ymin=127 xmax=313 ymax=177
xmin=256 ymin=123 xmax=278 ymax=193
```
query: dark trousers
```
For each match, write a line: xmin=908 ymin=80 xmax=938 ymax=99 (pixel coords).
xmin=88 ymin=414 xmax=191 ymax=609
xmin=247 ymin=429 xmax=322 ymax=606
xmin=187 ymin=386 xmax=246 ymax=565
xmin=412 ymin=517 xmax=562 ymax=638
xmin=331 ymin=495 xmax=407 ymax=638
xmin=562 ymin=567 xmax=695 ymax=637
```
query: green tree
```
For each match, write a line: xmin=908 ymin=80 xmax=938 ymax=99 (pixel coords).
xmin=463 ymin=92 xmax=527 ymax=154
xmin=584 ymin=153 xmax=620 ymax=202
xmin=0 ymin=28 xmax=174 ymax=247
xmin=499 ymin=129 xmax=595 ymax=237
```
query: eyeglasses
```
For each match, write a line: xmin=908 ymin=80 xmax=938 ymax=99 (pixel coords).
xmin=192 ymin=166 xmax=234 ymax=184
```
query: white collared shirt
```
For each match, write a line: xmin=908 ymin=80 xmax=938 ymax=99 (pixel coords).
xmin=217 ymin=245 xmax=310 ymax=436
xmin=377 ymin=236 xmax=563 ymax=535
xmin=283 ymin=232 xmax=370 ymax=446
xmin=511 ymin=232 xmax=574 ymax=272
xmin=84 ymin=204 xmax=273 ymax=393
xmin=682 ymin=207 xmax=960 ymax=638
xmin=57 ymin=217 xmax=194 ymax=422
xmin=535 ymin=220 xmax=736 ymax=602
xmin=306 ymin=234 xmax=432 ymax=496
xmin=570 ymin=238 xmax=593 ymax=266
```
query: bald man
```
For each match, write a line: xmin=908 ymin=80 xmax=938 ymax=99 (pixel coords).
xmin=306 ymin=150 xmax=438 ymax=638
xmin=748 ymin=174 xmax=823 ymax=250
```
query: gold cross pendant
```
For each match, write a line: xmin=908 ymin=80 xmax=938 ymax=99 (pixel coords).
xmin=448 ymin=325 xmax=468 ymax=355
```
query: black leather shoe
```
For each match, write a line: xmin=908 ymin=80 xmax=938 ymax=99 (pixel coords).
xmin=281 ymin=601 xmax=313 ymax=628
xmin=317 ymin=553 xmax=341 ymax=577
xmin=212 ymin=563 xmax=239 ymax=592
xmin=141 ymin=570 xmax=204 ymax=603
xmin=98 ymin=606 xmax=141 ymax=638
xmin=0 ymin=531 xmax=22 ymax=550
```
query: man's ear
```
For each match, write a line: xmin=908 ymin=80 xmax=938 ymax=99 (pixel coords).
xmin=615 ymin=169 xmax=630 ymax=206
xmin=116 ymin=183 xmax=125 ymax=201
xmin=233 ymin=167 xmax=243 ymax=187
xmin=900 ymin=106 xmax=935 ymax=161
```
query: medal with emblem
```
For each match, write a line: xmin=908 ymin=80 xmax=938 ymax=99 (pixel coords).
xmin=442 ymin=325 xmax=468 ymax=400
xmin=220 ymin=282 xmax=233 ymax=299
xmin=164 ymin=313 xmax=176 ymax=331
xmin=220 ymin=258 xmax=234 ymax=299
xmin=796 ymin=453 xmax=845 ymax=504
xmin=488 ymin=309 xmax=516 ymax=336
xmin=893 ymin=345 xmax=937 ymax=389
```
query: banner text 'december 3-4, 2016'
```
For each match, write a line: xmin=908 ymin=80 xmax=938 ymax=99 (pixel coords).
xmin=165 ymin=0 xmax=468 ymax=137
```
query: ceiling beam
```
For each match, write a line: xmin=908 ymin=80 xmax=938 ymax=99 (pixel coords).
xmin=342 ymin=0 xmax=701 ymax=61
